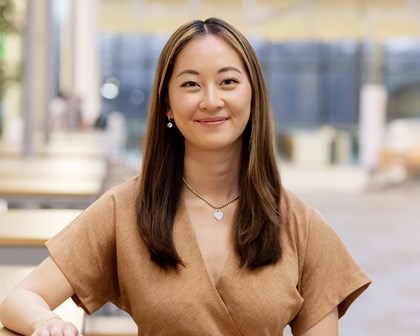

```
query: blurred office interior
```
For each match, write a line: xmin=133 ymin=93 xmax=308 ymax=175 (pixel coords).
xmin=0 ymin=1 xmax=420 ymax=336
xmin=1 ymin=0 xmax=420 ymax=179
xmin=0 ymin=0 xmax=420 ymax=184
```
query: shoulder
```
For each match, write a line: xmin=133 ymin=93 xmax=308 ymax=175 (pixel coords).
xmin=101 ymin=175 xmax=140 ymax=206
xmin=68 ymin=176 xmax=140 ymax=227
xmin=280 ymin=187 xmax=322 ymax=234
xmin=279 ymin=187 xmax=334 ymax=261
xmin=280 ymin=188 xmax=314 ymax=217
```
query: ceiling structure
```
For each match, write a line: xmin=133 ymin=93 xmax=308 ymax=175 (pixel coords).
xmin=98 ymin=0 xmax=420 ymax=41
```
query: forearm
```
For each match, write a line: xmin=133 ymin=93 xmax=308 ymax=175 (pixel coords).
xmin=0 ymin=288 xmax=60 ymax=336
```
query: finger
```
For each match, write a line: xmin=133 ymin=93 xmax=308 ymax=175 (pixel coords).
xmin=37 ymin=331 xmax=50 ymax=336
xmin=63 ymin=324 xmax=81 ymax=336
xmin=48 ymin=325 xmax=63 ymax=336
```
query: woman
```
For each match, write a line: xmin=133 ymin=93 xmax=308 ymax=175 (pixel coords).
xmin=0 ymin=18 xmax=370 ymax=336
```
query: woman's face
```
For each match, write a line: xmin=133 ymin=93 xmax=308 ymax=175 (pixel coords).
xmin=167 ymin=34 xmax=252 ymax=153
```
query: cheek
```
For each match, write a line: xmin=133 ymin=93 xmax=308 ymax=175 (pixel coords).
xmin=171 ymin=96 xmax=198 ymax=116
xmin=232 ymin=90 xmax=252 ymax=115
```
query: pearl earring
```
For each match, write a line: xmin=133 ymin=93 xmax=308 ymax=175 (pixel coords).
xmin=167 ymin=116 xmax=173 ymax=128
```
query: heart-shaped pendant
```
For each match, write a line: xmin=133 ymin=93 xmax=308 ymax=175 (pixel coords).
xmin=214 ymin=209 xmax=223 ymax=221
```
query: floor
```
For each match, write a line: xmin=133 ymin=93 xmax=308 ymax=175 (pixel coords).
xmin=281 ymin=165 xmax=420 ymax=336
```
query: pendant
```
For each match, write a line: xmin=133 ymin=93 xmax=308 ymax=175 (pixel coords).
xmin=214 ymin=209 xmax=223 ymax=221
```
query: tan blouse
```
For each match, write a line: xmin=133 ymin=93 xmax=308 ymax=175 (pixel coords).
xmin=46 ymin=176 xmax=371 ymax=335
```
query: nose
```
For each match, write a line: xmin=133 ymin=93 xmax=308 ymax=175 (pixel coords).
xmin=199 ymin=87 xmax=225 ymax=111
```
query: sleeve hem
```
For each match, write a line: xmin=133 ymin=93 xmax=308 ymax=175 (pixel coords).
xmin=291 ymin=276 xmax=372 ymax=335
xmin=45 ymin=242 xmax=108 ymax=315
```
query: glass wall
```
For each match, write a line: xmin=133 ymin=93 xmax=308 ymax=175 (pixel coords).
xmin=384 ymin=39 xmax=420 ymax=120
xmin=97 ymin=31 xmax=420 ymax=157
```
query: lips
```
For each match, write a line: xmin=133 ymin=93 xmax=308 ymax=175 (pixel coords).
xmin=196 ymin=117 xmax=228 ymax=127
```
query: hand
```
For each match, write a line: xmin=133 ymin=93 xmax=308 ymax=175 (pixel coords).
xmin=31 ymin=317 xmax=83 ymax=336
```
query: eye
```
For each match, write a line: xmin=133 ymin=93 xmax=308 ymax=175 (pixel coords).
xmin=181 ymin=81 xmax=199 ymax=88
xmin=221 ymin=78 xmax=239 ymax=86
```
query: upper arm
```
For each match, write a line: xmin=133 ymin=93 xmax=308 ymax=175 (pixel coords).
xmin=14 ymin=256 xmax=75 ymax=310
xmin=298 ymin=308 xmax=338 ymax=336
xmin=290 ymin=206 xmax=370 ymax=334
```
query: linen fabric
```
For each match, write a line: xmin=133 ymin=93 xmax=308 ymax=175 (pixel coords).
xmin=46 ymin=176 xmax=371 ymax=335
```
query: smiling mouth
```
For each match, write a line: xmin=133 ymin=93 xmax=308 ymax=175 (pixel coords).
xmin=196 ymin=117 xmax=228 ymax=127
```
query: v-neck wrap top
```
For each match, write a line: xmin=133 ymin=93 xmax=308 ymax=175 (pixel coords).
xmin=46 ymin=176 xmax=371 ymax=335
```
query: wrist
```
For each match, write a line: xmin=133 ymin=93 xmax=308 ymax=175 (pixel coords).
xmin=32 ymin=314 xmax=62 ymax=331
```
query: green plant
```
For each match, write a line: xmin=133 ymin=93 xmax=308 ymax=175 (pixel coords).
xmin=0 ymin=0 xmax=19 ymax=99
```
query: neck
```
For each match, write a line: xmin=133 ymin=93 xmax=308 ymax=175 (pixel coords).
xmin=183 ymin=146 xmax=241 ymax=199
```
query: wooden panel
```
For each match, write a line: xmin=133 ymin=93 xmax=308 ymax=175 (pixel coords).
xmin=0 ymin=209 xmax=81 ymax=246
xmin=0 ymin=131 xmax=109 ymax=158
xmin=0 ymin=157 xmax=107 ymax=178
xmin=0 ymin=176 xmax=102 ymax=197
xmin=85 ymin=316 xmax=137 ymax=336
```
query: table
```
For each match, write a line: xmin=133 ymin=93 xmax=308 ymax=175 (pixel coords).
xmin=0 ymin=175 xmax=103 ymax=208
xmin=0 ymin=209 xmax=82 ymax=265
xmin=0 ymin=209 xmax=81 ymax=246
xmin=0 ymin=131 xmax=108 ymax=159
xmin=0 ymin=265 xmax=85 ymax=335
xmin=0 ymin=154 xmax=107 ymax=207
xmin=0 ymin=157 xmax=108 ymax=179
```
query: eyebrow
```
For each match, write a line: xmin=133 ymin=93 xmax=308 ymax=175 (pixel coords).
xmin=176 ymin=66 xmax=243 ymax=78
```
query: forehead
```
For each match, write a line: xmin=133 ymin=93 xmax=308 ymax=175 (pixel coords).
xmin=173 ymin=34 xmax=245 ymax=69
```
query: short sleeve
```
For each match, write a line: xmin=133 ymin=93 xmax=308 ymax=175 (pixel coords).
xmin=289 ymin=208 xmax=371 ymax=335
xmin=45 ymin=189 xmax=119 ymax=314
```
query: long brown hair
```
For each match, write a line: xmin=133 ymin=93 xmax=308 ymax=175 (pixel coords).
xmin=137 ymin=17 xmax=282 ymax=270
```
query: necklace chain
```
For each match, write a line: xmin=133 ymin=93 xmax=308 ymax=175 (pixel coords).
xmin=182 ymin=178 xmax=240 ymax=210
